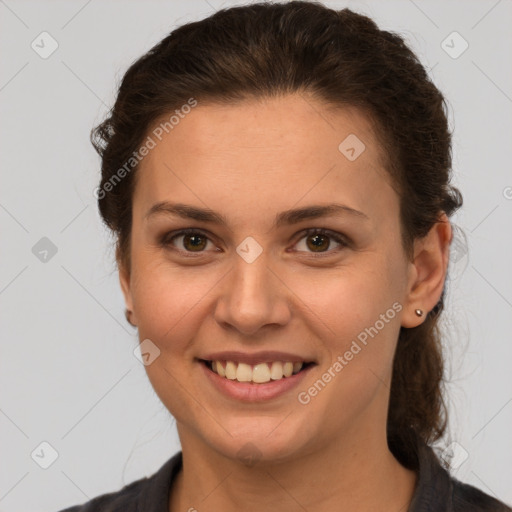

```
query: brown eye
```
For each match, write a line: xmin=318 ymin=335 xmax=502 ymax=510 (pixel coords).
xmin=294 ymin=229 xmax=348 ymax=254
xmin=306 ymin=233 xmax=330 ymax=252
xmin=162 ymin=229 xmax=213 ymax=253
xmin=181 ymin=233 xmax=208 ymax=251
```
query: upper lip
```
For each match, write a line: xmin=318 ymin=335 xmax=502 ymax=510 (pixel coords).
xmin=199 ymin=351 xmax=316 ymax=365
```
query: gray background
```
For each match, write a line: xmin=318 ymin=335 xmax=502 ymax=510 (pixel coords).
xmin=1 ymin=0 xmax=511 ymax=510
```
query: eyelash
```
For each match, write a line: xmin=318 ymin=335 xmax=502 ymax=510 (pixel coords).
xmin=160 ymin=228 xmax=350 ymax=257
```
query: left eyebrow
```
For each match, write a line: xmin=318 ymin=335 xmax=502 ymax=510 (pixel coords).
xmin=274 ymin=203 xmax=369 ymax=227
xmin=144 ymin=201 xmax=370 ymax=228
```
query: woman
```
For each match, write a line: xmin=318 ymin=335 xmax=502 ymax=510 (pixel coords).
xmin=59 ymin=1 xmax=511 ymax=511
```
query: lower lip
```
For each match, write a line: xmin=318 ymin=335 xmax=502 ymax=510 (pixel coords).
xmin=200 ymin=361 xmax=315 ymax=402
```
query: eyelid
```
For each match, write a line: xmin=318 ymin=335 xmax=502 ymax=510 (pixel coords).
xmin=160 ymin=227 xmax=350 ymax=255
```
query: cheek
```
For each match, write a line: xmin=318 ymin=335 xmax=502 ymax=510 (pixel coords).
xmin=290 ymin=260 xmax=404 ymax=393
xmin=293 ymin=269 xmax=403 ymax=433
xmin=129 ymin=260 xmax=217 ymax=417
xmin=130 ymin=255 xmax=218 ymax=350
xmin=291 ymin=260 xmax=402 ymax=337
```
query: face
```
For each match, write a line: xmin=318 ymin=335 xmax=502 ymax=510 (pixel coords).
xmin=120 ymin=94 xmax=425 ymax=464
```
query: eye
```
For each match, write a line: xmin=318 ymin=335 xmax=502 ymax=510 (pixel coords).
xmin=161 ymin=227 xmax=350 ymax=256
xmin=161 ymin=229 xmax=216 ymax=254
xmin=293 ymin=228 xmax=349 ymax=254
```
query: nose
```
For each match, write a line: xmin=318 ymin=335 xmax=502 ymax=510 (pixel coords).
xmin=213 ymin=254 xmax=292 ymax=336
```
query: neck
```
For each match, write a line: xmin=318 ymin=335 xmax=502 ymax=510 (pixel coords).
xmin=169 ymin=424 xmax=417 ymax=512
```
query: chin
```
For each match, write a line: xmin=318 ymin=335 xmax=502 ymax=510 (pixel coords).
xmin=198 ymin=415 xmax=319 ymax=466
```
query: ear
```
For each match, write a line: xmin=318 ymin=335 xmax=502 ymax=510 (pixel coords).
xmin=401 ymin=213 xmax=453 ymax=328
xmin=117 ymin=245 xmax=138 ymax=327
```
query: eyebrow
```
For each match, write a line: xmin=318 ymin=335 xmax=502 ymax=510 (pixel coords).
xmin=145 ymin=201 xmax=369 ymax=228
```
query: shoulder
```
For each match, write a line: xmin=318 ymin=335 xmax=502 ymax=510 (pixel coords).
xmin=451 ymin=478 xmax=512 ymax=512
xmin=56 ymin=452 xmax=182 ymax=512
xmin=57 ymin=477 xmax=147 ymax=512
xmin=402 ymin=435 xmax=511 ymax=512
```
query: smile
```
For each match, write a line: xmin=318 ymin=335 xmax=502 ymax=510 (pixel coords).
xmin=202 ymin=359 xmax=314 ymax=384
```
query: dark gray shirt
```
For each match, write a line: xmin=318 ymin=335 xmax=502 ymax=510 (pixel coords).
xmin=58 ymin=441 xmax=511 ymax=511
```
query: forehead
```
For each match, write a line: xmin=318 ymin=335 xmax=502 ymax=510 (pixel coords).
xmin=133 ymin=94 xmax=396 ymax=226
xmin=145 ymin=95 xmax=383 ymax=162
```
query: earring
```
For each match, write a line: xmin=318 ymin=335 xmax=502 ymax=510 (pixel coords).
xmin=414 ymin=309 xmax=423 ymax=317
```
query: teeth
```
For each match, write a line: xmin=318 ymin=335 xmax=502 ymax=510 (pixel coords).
xmin=209 ymin=360 xmax=305 ymax=383
xmin=216 ymin=361 xmax=226 ymax=377
xmin=253 ymin=363 xmax=271 ymax=383
xmin=225 ymin=361 xmax=237 ymax=380
xmin=270 ymin=361 xmax=283 ymax=380
xmin=283 ymin=362 xmax=293 ymax=377
xmin=236 ymin=363 xmax=252 ymax=382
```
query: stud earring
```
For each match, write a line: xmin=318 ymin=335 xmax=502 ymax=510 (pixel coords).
xmin=414 ymin=309 xmax=423 ymax=317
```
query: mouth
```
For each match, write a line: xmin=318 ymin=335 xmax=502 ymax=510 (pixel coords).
xmin=199 ymin=359 xmax=316 ymax=384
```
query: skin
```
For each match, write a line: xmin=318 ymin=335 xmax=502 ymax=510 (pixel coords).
xmin=119 ymin=93 xmax=452 ymax=512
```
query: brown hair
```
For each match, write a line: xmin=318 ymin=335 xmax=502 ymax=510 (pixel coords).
xmin=91 ymin=0 xmax=462 ymax=467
